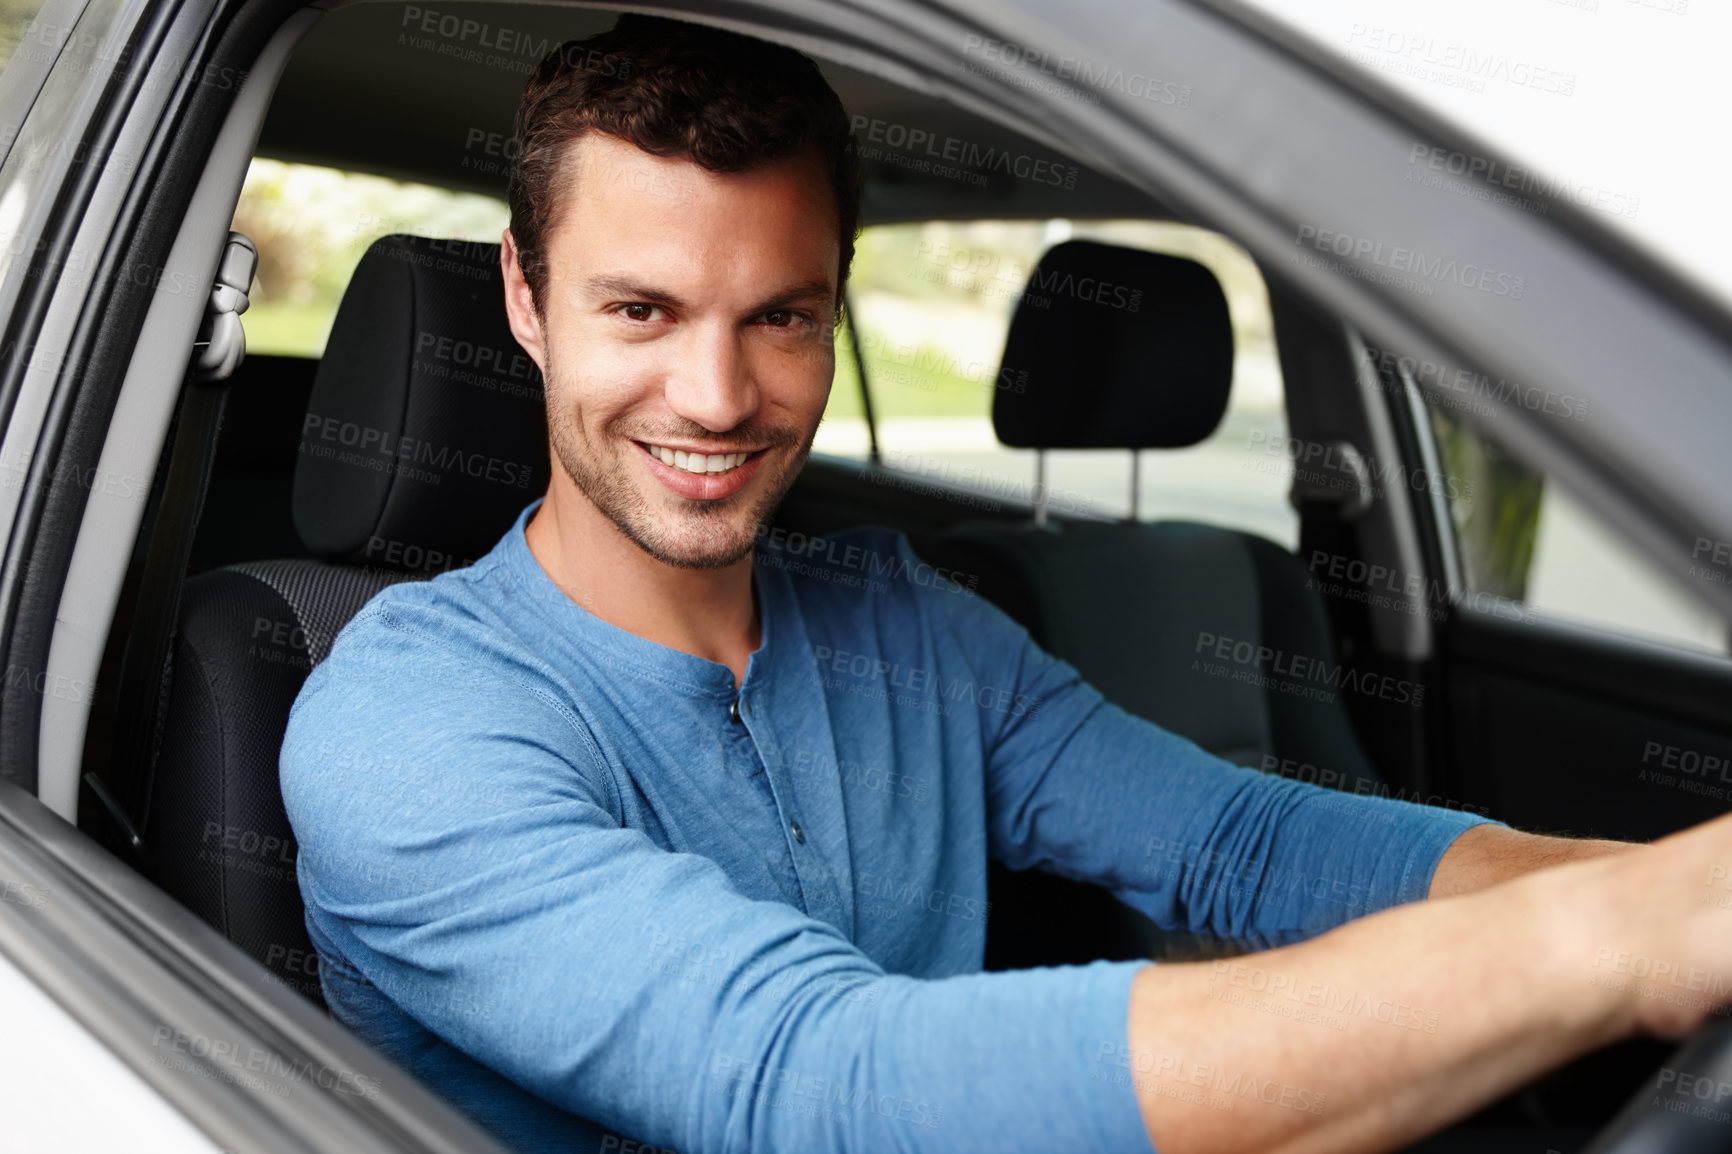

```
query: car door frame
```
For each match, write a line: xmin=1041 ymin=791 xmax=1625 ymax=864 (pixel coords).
xmin=0 ymin=0 xmax=510 ymax=1147
xmin=1382 ymin=360 xmax=1732 ymax=841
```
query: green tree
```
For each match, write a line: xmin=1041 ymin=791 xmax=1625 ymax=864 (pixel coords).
xmin=1430 ymin=407 xmax=1544 ymax=600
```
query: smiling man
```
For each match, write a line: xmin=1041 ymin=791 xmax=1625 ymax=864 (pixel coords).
xmin=503 ymin=112 xmax=842 ymax=680
xmin=281 ymin=15 xmax=1732 ymax=1154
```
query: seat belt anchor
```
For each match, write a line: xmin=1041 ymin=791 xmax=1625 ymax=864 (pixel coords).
xmin=189 ymin=231 xmax=258 ymax=383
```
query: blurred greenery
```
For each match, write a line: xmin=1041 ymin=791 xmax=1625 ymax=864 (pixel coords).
xmin=836 ymin=222 xmax=1043 ymax=422
xmin=827 ymin=315 xmax=863 ymax=421
xmin=0 ymin=0 xmax=45 ymax=75
xmin=232 ymin=159 xmax=509 ymax=356
xmin=834 ymin=333 xmax=1012 ymax=418
xmin=1430 ymin=405 xmax=1545 ymax=600
xmin=239 ymin=302 xmax=335 ymax=356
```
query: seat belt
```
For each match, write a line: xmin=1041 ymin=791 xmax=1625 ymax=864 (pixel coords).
xmin=90 ymin=233 xmax=256 ymax=865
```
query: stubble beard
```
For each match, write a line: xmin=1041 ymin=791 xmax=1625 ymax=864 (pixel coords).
xmin=543 ymin=351 xmax=817 ymax=570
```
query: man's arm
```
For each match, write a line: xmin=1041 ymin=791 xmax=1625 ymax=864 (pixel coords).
xmin=1429 ymin=822 xmax=1636 ymax=898
xmin=284 ymin=631 xmax=1159 ymax=1154
xmin=1129 ymin=811 xmax=1732 ymax=1154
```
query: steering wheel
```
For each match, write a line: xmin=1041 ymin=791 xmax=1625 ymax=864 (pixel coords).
xmin=1586 ymin=1018 xmax=1732 ymax=1153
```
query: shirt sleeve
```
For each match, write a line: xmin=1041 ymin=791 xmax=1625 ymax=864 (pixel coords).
xmin=914 ymin=539 xmax=1503 ymax=951
xmin=281 ymin=605 xmax=1156 ymax=1154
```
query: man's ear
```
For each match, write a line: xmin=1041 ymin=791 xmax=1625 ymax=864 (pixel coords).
xmin=500 ymin=228 xmax=547 ymax=372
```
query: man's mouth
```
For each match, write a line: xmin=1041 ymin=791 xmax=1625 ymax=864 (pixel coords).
xmin=640 ymin=442 xmax=758 ymax=476
xmin=634 ymin=439 xmax=771 ymax=502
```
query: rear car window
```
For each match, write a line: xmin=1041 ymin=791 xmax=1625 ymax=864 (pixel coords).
xmin=1427 ymin=401 xmax=1729 ymax=656
xmin=0 ymin=0 xmax=58 ymax=77
xmin=826 ymin=219 xmax=1296 ymax=548
xmin=233 ymin=159 xmax=509 ymax=356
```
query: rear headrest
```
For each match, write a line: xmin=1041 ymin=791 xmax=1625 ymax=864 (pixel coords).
xmin=292 ymin=235 xmax=551 ymax=573
xmin=993 ymin=240 xmax=1234 ymax=450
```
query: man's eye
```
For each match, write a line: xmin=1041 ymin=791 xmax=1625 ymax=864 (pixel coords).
xmin=762 ymin=310 xmax=806 ymax=329
xmin=619 ymin=303 xmax=662 ymax=322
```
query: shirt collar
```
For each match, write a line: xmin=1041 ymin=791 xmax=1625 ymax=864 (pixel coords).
xmin=497 ymin=496 xmax=788 ymax=700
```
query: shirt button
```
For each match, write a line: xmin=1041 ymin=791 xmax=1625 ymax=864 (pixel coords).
xmin=791 ymin=821 xmax=805 ymax=845
xmin=728 ymin=698 xmax=742 ymax=723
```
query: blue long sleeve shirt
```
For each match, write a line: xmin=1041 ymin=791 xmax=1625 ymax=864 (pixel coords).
xmin=280 ymin=496 xmax=1496 ymax=1154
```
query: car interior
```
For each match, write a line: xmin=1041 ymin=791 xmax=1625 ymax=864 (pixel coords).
xmin=27 ymin=2 xmax=1732 ymax=1151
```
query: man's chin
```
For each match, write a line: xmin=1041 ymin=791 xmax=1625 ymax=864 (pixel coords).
xmin=609 ymin=487 xmax=771 ymax=569
xmin=552 ymin=431 xmax=811 ymax=570
xmin=619 ymin=446 xmax=810 ymax=570
xmin=622 ymin=517 xmax=763 ymax=570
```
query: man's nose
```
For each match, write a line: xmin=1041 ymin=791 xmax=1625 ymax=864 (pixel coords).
xmin=664 ymin=324 xmax=759 ymax=433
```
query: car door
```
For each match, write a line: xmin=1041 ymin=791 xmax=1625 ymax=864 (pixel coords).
xmin=0 ymin=0 xmax=515 ymax=1147
xmin=1403 ymin=373 xmax=1732 ymax=844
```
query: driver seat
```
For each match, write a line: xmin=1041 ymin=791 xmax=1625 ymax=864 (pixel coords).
xmin=140 ymin=235 xmax=550 ymax=1003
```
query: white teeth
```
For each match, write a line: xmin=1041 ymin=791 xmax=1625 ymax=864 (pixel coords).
xmin=646 ymin=445 xmax=749 ymax=475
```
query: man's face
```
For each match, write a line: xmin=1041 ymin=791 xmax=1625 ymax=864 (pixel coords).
xmin=503 ymin=132 xmax=839 ymax=569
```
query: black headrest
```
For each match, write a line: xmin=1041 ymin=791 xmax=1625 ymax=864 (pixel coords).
xmin=992 ymin=240 xmax=1234 ymax=450
xmin=292 ymin=235 xmax=551 ymax=573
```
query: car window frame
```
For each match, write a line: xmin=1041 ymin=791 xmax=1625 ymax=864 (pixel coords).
xmin=0 ymin=0 xmax=519 ymax=1148
xmin=1406 ymin=357 xmax=1730 ymax=661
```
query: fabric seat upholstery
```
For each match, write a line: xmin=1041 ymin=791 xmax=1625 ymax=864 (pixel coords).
xmin=940 ymin=242 xmax=1383 ymax=966
xmin=143 ymin=235 xmax=550 ymax=1003
xmin=941 ymin=522 xmax=1383 ymax=787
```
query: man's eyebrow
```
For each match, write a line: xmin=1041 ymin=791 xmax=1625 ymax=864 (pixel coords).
xmin=582 ymin=274 xmax=836 ymax=315
xmin=580 ymin=275 xmax=687 ymax=310
xmin=751 ymin=279 xmax=836 ymax=313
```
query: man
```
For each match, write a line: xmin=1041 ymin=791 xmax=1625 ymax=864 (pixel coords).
xmin=280 ymin=14 xmax=1732 ymax=1154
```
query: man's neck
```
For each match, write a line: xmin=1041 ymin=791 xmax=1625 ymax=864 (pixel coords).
xmin=523 ymin=481 xmax=761 ymax=687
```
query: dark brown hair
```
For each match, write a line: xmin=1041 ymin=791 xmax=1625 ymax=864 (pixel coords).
xmin=508 ymin=14 xmax=861 ymax=315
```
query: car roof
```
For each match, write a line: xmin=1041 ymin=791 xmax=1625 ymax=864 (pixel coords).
xmin=256 ymin=2 xmax=1172 ymax=224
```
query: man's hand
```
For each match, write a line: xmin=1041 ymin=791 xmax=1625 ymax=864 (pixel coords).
xmin=1125 ymin=811 xmax=1732 ymax=1154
